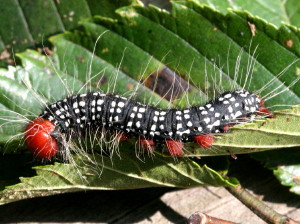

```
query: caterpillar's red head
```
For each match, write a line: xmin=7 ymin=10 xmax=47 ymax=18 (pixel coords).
xmin=25 ymin=118 xmax=59 ymax=159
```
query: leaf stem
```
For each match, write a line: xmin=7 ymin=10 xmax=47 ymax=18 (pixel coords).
xmin=226 ymin=185 xmax=299 ymax=224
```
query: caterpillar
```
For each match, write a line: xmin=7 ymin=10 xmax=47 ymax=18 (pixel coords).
xmin=24 ymin=89 xmax=271 ymax=159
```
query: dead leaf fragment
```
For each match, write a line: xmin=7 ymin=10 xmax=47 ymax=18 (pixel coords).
xmin=248 ymin=22 xmax=256 ymax=36
xmin=285 ymin=38 xmax=293 ymax=48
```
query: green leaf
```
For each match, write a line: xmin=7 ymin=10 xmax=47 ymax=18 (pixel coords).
xmin=193 ymin=0 xmax=300 ymax=27
xmin=252 ymin=148 xmax=300 ymax=195
xmin=0 ymin=147 xmax=237 ymax=205
xmin=275 ymin=165 xmax=300 ymax=195
xmin=93 ymin=2 xmax=300 ymax=107
xmin=0 ymin=0 xmax=138 ymax=54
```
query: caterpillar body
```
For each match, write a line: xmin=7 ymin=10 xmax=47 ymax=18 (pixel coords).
xmin=25 ymin=89 xmax=271 ymax=159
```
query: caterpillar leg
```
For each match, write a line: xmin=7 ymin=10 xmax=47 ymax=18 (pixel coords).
xmin=194 ymin=134 xmax=214 ymax=148
xmin=222 ymin=124 xmax=233 ymax=132
xmin=165 ymin=140 xmax=184 ymax=156
xmin=116 ymin=131 xmax=129 ymax=141
xmin=139 ymin=138 xmax=155 ymax=152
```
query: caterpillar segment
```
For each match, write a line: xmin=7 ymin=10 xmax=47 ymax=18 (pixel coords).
xmin=24 ymin=90 xmax=272 ymax=159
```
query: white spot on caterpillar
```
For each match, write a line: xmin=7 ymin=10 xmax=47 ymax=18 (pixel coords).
xmin=228 ymin=106 xmax=233 ymax=113
xmin=137 ymin=113 xmax=142 ymax=118
xmin=75 ymin=109 xmax=80 ymax=114
xmin=136 ymin=121 xmax=141 ymax=128
xmin=204 ymin=117 xmax=210 ymax=124
xmin=177 ymin=123 xmax=182 ymax=129
xmin=207 ymin=125 xmax=213 ymax=129
xmin=139 ymin=107 xmax=145 ymax=113
xmin=215 ymin=113 xmax=220 ymax=117
xmin=235 ymin=111 xmax=242 ymax=117
xmin=213 ymin=120 xmax=220 ymax=126
xmin=118 ymin=102 xmax=125 ymax=107
xmin=151 ymin=125 xmax=156 ymax=131
xmin=79 ymin=101 xmax=85 ymax=107
xmin=187 ymin=121 xmax=192 ymax=127
xmin=97 ymin=99 xmax=104 ymax=105
xmin=201 ymin=110 xmax=208 ymax=115
xmin=184 ymin=114 xmax=190 ymax=119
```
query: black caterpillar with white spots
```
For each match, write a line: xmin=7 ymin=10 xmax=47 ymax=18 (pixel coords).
xmin=25 ymin=89 xmax=269 ymax=158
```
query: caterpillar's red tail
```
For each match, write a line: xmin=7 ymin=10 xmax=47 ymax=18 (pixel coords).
xmin=25 ymin=118 xmax=58 ymax=159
